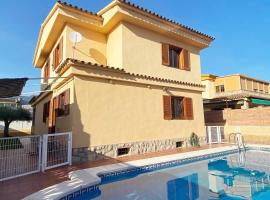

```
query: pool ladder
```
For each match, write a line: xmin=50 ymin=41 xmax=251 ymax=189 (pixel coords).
xmin=229 ymin=132 xmax=246 ymax=152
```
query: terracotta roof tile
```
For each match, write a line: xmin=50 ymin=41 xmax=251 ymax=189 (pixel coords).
xmin=57 ymin=0 xmax=214 ymax=41
xmin=57 ymin=0 xmax=100 ymax=17
xmin=58 ymin=58 xmax=204 ymax=88
xmin=118 ymin=0 xmax=214 ymax=40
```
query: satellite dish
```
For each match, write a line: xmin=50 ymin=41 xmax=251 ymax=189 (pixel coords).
xmin=69 ymin=32 xmax=82 ymax=43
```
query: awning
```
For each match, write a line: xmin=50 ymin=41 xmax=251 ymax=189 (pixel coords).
xmin=251 ymin=98 xmax=270 ymax=105
xmin=0 ymin=78 xmax=28 ymax=98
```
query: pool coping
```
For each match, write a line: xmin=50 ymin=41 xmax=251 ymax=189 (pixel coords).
xmin=23 ymin=145 xmax=270 ymax=200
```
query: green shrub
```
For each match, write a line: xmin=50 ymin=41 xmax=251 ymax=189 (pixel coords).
xmin=190 ymin=132 xmax=200 ymax=147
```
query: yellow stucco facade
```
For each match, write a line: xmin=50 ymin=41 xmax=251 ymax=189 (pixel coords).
xmin=32 ymin=1 xmax=213 ymax=159
xmin=202 ymin=74 xmax=270 ymax=99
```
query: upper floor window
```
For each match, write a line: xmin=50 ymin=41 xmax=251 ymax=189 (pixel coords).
xmin=53 ymin=37 xmax=63 ymax=70
xmin=216 ymin=85 xmax=225 ymax=93
xmin=163 ymin=95 xmax=193 ymax=120
xmin=162 ymin=43 xmax=190 ymax=70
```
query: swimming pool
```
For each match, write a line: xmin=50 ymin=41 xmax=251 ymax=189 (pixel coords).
xmin=71 ymin=149 xmax=270 ymax=200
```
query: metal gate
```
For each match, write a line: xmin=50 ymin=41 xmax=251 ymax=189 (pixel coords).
xmin=206 ymin=126 xmax=224 ymax=144
xmin=0 ymin=132 xmax=72 ymax=181
xmin=41 ymin=132 xmax=72 ymax=171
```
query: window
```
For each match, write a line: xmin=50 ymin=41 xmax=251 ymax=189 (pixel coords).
xmin=176 ymin=141 xmax=183 ymax=148
xmin=117 ymin=147 xmax=129 ymax=156
xmin=56 ymin=89 xmax=70 ymax=117
xmin=163 ymin=96 xmax=193 ymax=120
xmin=53 ymin=37 xmax=63 ymax=70
xmin=162 ymin=43 xmax=190 ymax=70
xmin=216 ymin=85 xmax=225 ymax=93
xmin=43 ymin=101 xmax=50 ymax=123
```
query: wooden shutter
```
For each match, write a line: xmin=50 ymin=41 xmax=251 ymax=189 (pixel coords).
xmin=163 ymin=95 xmax=172 ymax=120
xmin=48 ymin=100 xmax=54 ymax=128
xmin=183 ymin=97 xmax=193 ymax=120
xmin=180 ymin=49 xmax=190 ymax=70
xmin=54 ymin=95 xmax=59 ymax=117
xmin=162 ymin=43 xmax=170 ymax=66
xmin=52 ymin=49 xmax=56 ymax=70
xmin=64 ymin=89 xmax=70 ymax=115
xmin=59 ymin=37 xmax=63 ymax=64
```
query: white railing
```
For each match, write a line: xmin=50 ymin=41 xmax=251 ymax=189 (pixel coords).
xmin=0 ymin=132 xmax=72 ymax=181
xmin=0 ymin=135 xmax=41 ymax=181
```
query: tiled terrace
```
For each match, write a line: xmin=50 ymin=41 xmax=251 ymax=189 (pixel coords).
xmin=0 ymin=144 xmax=228 ymax=200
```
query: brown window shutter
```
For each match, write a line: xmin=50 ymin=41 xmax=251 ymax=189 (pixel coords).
xmin=183 ymin=97 xmax=193 ymax=120
xmin=48 ymin=100 xmax=54 ymax=127
xmin=54 ymin=96 xmax=59 ymax=117
xmin=162 ymin=43 xmax=170 ymax=66
xmin=48 ymin=57 xmax=50 ymax=77
xmin=163 ymin=95 xmax=172 ymax=120
xmin=59 ymin=37 xmax=63 ymax=64
xmin=64 ymin=89 xmax=70 ymax=115
xmin=180 ymin=49 xmax=190 ymax=70
xmin=52 ymin=49 xmax=56 ymax=70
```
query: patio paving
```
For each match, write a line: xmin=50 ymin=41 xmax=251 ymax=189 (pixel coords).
xmin=0 ymin=144 xmax=228 ymax=200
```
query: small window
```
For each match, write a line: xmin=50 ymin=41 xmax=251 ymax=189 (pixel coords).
xmin=162 ymin=43 xmax=190 ymax=70
xmin=216 ymin=85 xmax=225 ymax=93
xmin=163 ymin=96 xmax=193 ymax=120
xmin=176 ymin=141 xmax=183 ymax=148
xmin=117 ymin=147 xmax=130 ymax=156
xmin=57 ymin=89 xmax=70 ymax=117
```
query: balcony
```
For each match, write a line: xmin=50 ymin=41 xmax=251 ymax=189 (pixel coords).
xmin=213 ymin=89 xmax=270 ymax=100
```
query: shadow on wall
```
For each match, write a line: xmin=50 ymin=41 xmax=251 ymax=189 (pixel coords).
xmin=72 ymin=29 xmax=107 ymax=65
xmin=72 ymin=84 xmax=117 ymax=163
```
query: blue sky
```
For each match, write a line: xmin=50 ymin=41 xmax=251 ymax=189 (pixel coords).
xmin=1 ymin=0 xmax=270 ymax=94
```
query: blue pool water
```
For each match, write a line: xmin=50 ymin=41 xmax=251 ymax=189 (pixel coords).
xmin=73 ymin=150 xmax=270 ymax=200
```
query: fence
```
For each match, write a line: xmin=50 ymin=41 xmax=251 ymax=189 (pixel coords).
xmin=0 ymin=132 xmax=72 ymax=181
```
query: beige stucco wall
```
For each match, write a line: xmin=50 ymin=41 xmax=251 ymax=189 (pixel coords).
xmin=214 ymin=75 xmax=241 ymax=92
xmin=106 ymin=23 xmax=123 ymax=68
xmin=202 ymin=80 xmax=215 ymax=99
xmin=121 ymin=22 xmax=201 ymax=84
xmin=65 ymin=24 xmax=107 ymax=65
xmin=72 ymin=75 xmax=205 ymax=148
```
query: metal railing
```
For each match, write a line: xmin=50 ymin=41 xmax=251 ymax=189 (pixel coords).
xmin=229 ymin=132 xmax=246 ymax=151
xmin=0 ymin=132 xmax=72 ymax=181
xmin=0 ymin=135 xmax=41 ymax=181
xmin=42 ymin=132 xmax=72 ymax=171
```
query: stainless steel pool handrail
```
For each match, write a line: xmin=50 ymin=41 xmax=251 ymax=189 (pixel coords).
xmin=229 ymin=132 xmax=246 ymax=151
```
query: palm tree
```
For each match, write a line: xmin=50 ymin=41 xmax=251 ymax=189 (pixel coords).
xmin=0 ymin=106 xmax=31 ymax=137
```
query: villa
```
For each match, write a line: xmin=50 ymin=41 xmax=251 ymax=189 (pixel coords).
xmin=31 ymin=0 xmax=214 ymax=162
xmin=202 ymin=74 xmax=270 ymax=111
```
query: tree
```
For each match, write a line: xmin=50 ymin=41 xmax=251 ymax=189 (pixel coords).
xmin=0 ymin=106 xmax=32 ymax=137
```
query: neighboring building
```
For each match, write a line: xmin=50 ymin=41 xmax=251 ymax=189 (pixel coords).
xmin=202 ymin=74 xmax=270 ymax=111
xmin=31 ymin=0 xmax=214 ymax=161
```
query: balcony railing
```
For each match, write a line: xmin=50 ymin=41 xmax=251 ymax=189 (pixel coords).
xmin=214 ymin=89 xmax=270 ymax=99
